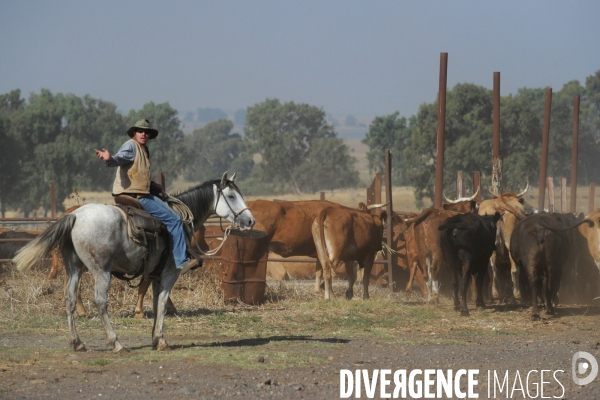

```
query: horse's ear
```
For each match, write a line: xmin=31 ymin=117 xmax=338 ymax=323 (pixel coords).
xmin=221 ymin=171 xmax=228 ymax=186
xmin=230 ymin=172 xmax=236 ymax=183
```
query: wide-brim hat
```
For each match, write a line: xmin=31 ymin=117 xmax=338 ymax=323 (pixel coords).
xmin=127 ymin=118 xmax=159 ymax=139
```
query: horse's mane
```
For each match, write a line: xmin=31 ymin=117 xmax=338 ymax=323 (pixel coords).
xmin=173 ymin=179 xmax=244 ymax=222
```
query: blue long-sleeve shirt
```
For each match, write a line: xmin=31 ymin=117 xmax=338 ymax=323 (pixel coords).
xmin=106 ymin=140 xmax=150 ymax=167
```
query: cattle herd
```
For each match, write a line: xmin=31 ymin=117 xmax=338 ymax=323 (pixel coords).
xmin=3 ymin=186 xmax=600 ymax=326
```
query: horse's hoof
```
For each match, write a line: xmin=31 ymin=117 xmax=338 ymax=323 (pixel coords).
xmin=345 ymin=290 xmax=354 ymax=300
xmin=73 ymin=342 xmax=87 ymax=352
xmin=476 ymin=302 xmax=485 ymax=309
xmin=157 ymin=343 xmax=171 ymax=352
xmin=112 ymin=342 xmax=125 ymax=353
xmin=531 ymin=314 xmax=541 ymax=321
xmin=133 ymin=312 xmax=145 ymax=319
xmin=460 ymin=310 xmax=470 ymax=317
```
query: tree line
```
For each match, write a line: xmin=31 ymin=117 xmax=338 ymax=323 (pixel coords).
xmin=1 ymin=69 xmax=599 ymax=216
xmin=363 ymin=70 xmax=600 ymax=207
xmin=0 ymin=92 xmax=358 ymax=216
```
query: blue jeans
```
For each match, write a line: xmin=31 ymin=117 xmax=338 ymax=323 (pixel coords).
xmin=137 ymin=194 xmax=189 ymax=268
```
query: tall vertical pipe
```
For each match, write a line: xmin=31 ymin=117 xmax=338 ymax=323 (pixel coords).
xmin=493 ymin=72 xmax=501 ymax=158
xmin=538 ymin=88 xmax=552 ymax=212
xmin=590 ymin=183 xmax=596 ymax=214
xmin=456 ymin=170 xmax=464 ymax=198
xmin=491 ymin=72 xmax=502 ymax=195
xmin=50 ymin=182 xmax=56 ymax=219
xmin=561 ymin=177 xmax=567 ymax=213
xmin=384 ymin=150 xmax=394 ymax=291
xmin=570 ymin=96 xmax=580 ymax=214
xmin=547 ymin=177 xmax=555 ymax=213
xmin=472 ymin=171 xmax=482 ymax=205
xmin=434 ymin=53 xmax=448 ymax=209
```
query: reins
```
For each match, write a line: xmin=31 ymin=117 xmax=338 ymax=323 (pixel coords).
xmin=190 ymin=182 xmax=246 ymax=256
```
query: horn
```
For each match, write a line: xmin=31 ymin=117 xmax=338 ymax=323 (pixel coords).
xmin=230 ymin=172 xmax=237 ymax=182
xmin=488 ymin=188 xmax=500 ymax=198
xmin=221 ymin=171 xmax=228 ymax=185
xmin=468 ymin=186 xmax=480 ymax=201
xmin=443 ymin=193 xmax=458 ymax=204
xmin=517 ymin=178 xmax=529 ymax=198
xmin=366 ymin=202 xmax=389 ymax=210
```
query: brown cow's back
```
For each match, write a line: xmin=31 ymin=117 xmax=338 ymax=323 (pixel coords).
xmin=248 ymin=200 xmax=339 ymax=258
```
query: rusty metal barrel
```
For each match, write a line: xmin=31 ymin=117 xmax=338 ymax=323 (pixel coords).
xmin=219 ymin=229 xmax=269 ymax=305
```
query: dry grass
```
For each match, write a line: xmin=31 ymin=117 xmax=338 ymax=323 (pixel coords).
xmin=51 ymin=185 xmax=425 ymax=215
xmin=0 ymin=259 xmax=584 ymax=341
xmin=2 ymin=259 xmax=599 ymax=372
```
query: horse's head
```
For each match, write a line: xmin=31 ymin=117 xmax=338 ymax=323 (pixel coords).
xmin=214 ymin=171 xmax=255 ymax=230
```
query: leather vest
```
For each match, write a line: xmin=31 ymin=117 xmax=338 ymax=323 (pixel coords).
xmin=112 ymin=139 xmax=151 ymax=195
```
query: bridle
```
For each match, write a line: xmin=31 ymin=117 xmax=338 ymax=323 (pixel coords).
xmin=215 ymin=182 xmax=249 ymax=224
xmin=191 ymin=182 xmax=249 ymax=256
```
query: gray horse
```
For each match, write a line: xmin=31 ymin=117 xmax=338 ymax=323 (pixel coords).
xmin=13 ymin=172 xmax=255 ymax=352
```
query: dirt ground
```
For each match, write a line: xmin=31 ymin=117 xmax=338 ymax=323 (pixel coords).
xmin=1 ymin=327 xmax=600 ymax=400
xmin=1 ymin=270 xmax=600 ymax=399
xmin=1 ymin=309 xmax=599 ymax=398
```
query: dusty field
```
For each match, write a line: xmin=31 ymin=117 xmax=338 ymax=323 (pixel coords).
xmin=1 ymin=261 xmax=599 ymax=399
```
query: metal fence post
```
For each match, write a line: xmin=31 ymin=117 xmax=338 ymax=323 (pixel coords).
xmin=547 ymin=177 xmax=554 ymax=213
xmin=538 ymin=88 xmax=552 ymax=212
xmin=50 ymin=182 xmax=56 ymax=218
xmin=434 ymin=52 xmax=448 ymax=209
xmin=384 ymin=150 xmax=394 ymax=291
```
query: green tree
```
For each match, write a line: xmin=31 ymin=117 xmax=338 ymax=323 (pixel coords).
xmin=244 ymin=99 xmax=358 ymax=194
xmin=184 ymin=119 xmax=254 ymax=183
xmin=295 ymin=137 xmax=359 ymax=193
xmin=362 ymin=112 xmax=411 ymax=185
xmin=9 ymin=89 xmax=65 ymax=215
xmin=0 ymin=90 xmax=26 ymax=216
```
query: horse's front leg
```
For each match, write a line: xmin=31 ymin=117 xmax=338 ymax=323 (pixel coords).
xmin=152 ymin=266 xmax=179 ymax=351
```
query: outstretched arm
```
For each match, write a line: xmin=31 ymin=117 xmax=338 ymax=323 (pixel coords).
xmin=95 ymin=141 xmax=136 ymax=167
xmin=94 ymin=148 xmax=111 ymax=161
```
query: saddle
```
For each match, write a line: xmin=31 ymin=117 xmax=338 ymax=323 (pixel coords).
xmin=112 ymin=195 xmax=203 ymax=282
xmin=113 ymin=195 xmax=163 ymax=247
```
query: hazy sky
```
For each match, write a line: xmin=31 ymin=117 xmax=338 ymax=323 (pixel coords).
xmin=2 ymin=1 xmax=599 ymax=121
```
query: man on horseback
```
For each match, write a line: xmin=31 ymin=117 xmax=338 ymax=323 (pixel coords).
xmin=94 ymin=118 xmax=198 ymax=273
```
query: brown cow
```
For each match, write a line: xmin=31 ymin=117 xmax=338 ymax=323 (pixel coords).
xmin=401 ymin=192 xmax=481 ymax=303
xmin=266 ymin=254 xmax=362 ymax=283
xmin=250 ymin=199 xmax=380 ymax=292
xmin=478 ymin=185 xmax=528 ymax=302
xmin=578 ymin=208 xmax=600 ymax=273
xmin=312 ymin=206 xmax=390 ymax=300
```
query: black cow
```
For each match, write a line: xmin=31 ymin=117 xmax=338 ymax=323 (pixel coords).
xmin=438 ymin=212 xmax=501 ymax=316
xmin=510 ymin=213 xmax=593 ymax=321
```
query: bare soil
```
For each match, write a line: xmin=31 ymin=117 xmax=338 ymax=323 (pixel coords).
xmin=1 ymin=268 xmax=600 ymax=399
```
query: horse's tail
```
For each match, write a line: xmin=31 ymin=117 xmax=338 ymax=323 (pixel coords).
xmin=13 ymin=214 xmax=76 ymax=273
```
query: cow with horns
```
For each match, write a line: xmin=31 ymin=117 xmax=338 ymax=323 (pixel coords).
xmin=402 ymin=189 xmax=480 ymax=302
xmin=477 ymin=182 xmax=529 ymax=302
